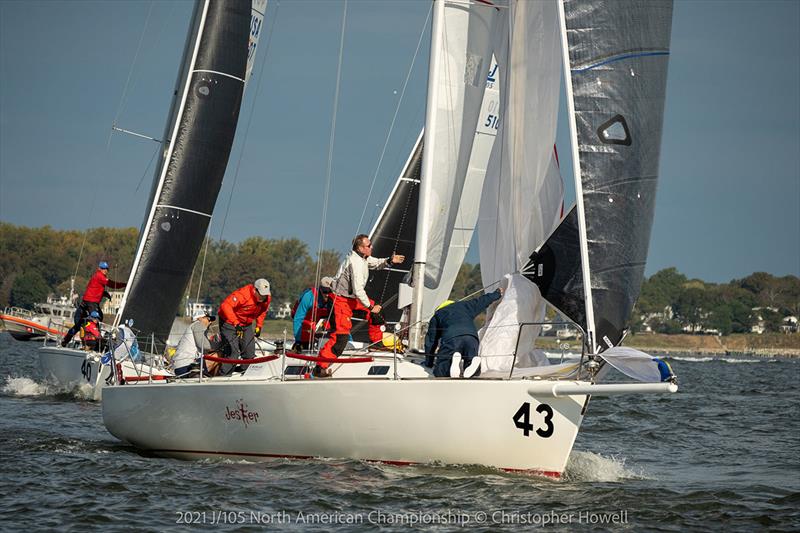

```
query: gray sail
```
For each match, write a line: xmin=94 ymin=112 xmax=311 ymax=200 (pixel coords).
xmin=117 ymin=0 xmax=252 ymax=346
xmin=526 ymin=0 xmax=672 ymax=352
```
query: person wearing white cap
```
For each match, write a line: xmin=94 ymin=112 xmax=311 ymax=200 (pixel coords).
xmin=291 ymin=276 xmax=335 ymax=351
xmin=218 ymin=279 xmax=271 ymax=362
xmin=172 ymin=311 xmax=217 ymax=378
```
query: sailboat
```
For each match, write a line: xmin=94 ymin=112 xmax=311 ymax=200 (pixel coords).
xmin=38 ymin=0 xmax=267 ymax=400
xmin=101 ymin=0 xmax=677 ymax=477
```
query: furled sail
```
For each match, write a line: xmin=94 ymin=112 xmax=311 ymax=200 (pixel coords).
xmin=115 ymin=0 xmax=258 ymax=346
xmin=525 ymin=0 xmax=673 ymax=353
xmin=477 ymin=0 xmax=564 ymax=373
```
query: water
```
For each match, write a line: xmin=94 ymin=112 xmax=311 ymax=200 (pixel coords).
xmin=1 ymin=332 xmax=798 ymax=531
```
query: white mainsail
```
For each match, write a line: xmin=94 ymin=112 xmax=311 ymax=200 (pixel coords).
xmin=477 ymin=0 xmax=564 ymax=373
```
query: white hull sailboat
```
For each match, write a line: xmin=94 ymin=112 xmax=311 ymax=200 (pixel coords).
xmin=103 ymin=0 xmax=677 ymax=478
xmin=39 ymin=345 xmax=171 ymax=401
xmin=105 ymin=371 xmax=587 ymax=476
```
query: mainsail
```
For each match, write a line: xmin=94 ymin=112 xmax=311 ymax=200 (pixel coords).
xmin=115 ymin=0 xmax=261 ymax=345
xmin=525 ymin=0 xmax=673 ymax=353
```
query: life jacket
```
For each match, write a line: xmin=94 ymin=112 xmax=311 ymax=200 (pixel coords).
xmin=80 ymin=320 xmax=101 ymax=343
xmin=292 ymin=287 xmax=332 ymax=343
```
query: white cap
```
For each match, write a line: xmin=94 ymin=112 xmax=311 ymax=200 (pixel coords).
xmin=192 ymin=311 xmax=215 ymax=321
xmin=254 ymin=278 xmax=271 ymax=296
xmin=320 ymin=276 xmax=334 ymax=290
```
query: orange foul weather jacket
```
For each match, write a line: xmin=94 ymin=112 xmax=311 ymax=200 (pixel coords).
xmin=218 ymin=284 xmax=271 ymax=329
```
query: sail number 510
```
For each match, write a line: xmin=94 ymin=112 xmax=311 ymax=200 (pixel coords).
xmin=512 ymin=402 xmax=554 ymax=438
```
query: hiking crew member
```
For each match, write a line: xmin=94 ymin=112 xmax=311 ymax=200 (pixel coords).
xmin=62 ymin=261 xmax=126 ymax=347
xmin=317 ymin=234 xmax=404 ymax=377
xmin=291 ymin=277 xmax=334 ymax=351
xmin=218 ymin=278 xmax=271 ymax=361
xmin=424 ymin=288 xmax=504 ymax=379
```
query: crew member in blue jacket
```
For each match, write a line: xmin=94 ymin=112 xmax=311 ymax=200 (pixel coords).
xmin=424 ymin=287 xmax=504 ymax=378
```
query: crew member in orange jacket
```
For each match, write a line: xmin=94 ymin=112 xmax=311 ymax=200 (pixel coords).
xmin=62 ymin=261 xmax=126 ymax=347
xmin=218 ymin=278 xmax=271 ymax=361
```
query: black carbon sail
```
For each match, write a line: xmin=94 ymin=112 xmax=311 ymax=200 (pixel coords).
xmin=116 ymin=0 xmax=253 ymax=346
xmin=525 ymin=0 xmax=673 ymax=353
xmin=351 ymin=134 xmax=422 ymax=342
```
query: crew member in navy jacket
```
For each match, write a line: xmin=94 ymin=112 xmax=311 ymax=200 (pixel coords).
xmin=424 ymin=288 xmax=503 ymax=378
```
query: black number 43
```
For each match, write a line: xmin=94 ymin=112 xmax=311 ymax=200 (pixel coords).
xmin=512 ymin=402 xmax=554 ymax=438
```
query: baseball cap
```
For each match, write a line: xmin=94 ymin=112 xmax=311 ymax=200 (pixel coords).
xmin=254 ymin=278 xmax=271 ymax=296
xmin=320 ymin=276 xmax=334 ymax=292
xmin=98 ymin=261 xmax=109 ymax=269
xmin=192 ymin=311 xmax=215 ymax=321
xmin=89 ymin=311 xmax=101 ymax=319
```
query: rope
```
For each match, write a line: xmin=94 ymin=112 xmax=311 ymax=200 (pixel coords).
xmin=286 ymin=352 xmax=374 ymax=364
xmin=203 ymin=354 xmax=279 ymax=365
xmin=356 ymin=2 xmax=432 ymax=234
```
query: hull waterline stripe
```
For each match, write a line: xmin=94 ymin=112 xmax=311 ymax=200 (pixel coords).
xmin=147 ymin=448 xmax=561 ymax=478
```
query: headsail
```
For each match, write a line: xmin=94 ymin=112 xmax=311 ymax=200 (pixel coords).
xmin=526 ymin=0 xmax=673 ymax=353
xmin=115 ymin=0 xmax=258 ymax=346
xmin=409 ymin=0 xmax=501 ymax=348
xmin=477 ymin=0 xmax=564 ymax=373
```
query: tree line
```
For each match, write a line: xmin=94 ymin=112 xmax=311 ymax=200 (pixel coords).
xmin=0 ymin=224 xmax=483 ymax=312
xmin=2 ymin=223 xmax=796 ymax=335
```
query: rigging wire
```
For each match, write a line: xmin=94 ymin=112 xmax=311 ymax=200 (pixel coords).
xmin=216 ymin=2 xmax=281 ymax=242
xmin=73 ymin=2 xmax=156 ymax=282
xmin=355 ymin=2 xmax=432 ymax=235
xmin=313 ymin=0 xmax=348 ymax=301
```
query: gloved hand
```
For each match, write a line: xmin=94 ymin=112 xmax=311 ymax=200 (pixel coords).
xmin=235 ymin=325 xmax=244 ymax=338
xmin=254 ymin=326 xmax=261 ymax=337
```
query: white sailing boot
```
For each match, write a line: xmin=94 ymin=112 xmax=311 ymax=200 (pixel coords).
xmin=463 ymin=356 xmax=481 ymax=379
xmin=450 ymin=352 xmax=462 ymax=378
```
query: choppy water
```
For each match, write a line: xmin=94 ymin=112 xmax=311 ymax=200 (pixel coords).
xmin=1 ymin=332 xmax=798 ymax=531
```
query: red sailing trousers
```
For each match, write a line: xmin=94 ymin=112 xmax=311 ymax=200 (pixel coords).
xmin=318 ymin=295 xmax=361 ymax=367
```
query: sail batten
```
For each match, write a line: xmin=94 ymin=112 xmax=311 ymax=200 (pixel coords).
xmin=115 ymin=0 xmax=256 ymax=346
xmin=526 ymin=0 xmax=673 ymax=354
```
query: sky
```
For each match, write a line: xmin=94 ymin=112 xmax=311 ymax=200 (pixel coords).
xmin=0 ymin=0 xmax=798 ymax=284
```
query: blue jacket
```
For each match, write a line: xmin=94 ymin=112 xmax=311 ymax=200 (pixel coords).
xmin=293 ymin=288 xmax=327 ymax=342
xmin=424 ymin=290 xmax=502 ymax=354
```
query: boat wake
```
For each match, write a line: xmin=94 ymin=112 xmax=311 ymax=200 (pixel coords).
xmin=667 ymin=356 xmax=770 ymax=364
xmin=563 ymin=451 xmax=647 ymax=482
xmin=1 ymin=376 xmax=95 ymax=400
xmin=2 ymin=376 xmax=50 ymax=397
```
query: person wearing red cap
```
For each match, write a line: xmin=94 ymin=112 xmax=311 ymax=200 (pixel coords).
xmin=61 ymin=261 xmax=126 ymax=347
xmin=218 ymin=278 xmax=271 ymax=362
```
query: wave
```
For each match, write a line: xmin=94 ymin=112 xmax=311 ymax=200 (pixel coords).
xmin=563 ymin=451 xmax=647 ymax=482
xmin=666 ymin=355 xmax=770 ymax=364
xmin=2 ymin=376 xmax=50 ymax=396
xmin=1 ymin=376 xmax=96 ymax=400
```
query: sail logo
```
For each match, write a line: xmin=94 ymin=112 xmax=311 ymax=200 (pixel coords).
xmin=225 ymin=399 xmax=260 ymax=428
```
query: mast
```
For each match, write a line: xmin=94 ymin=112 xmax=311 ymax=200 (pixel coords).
xmin=557 ymin=0 xmax=597 ymax=354
xmin=409 ymin=0 xmax=445 ymax=350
